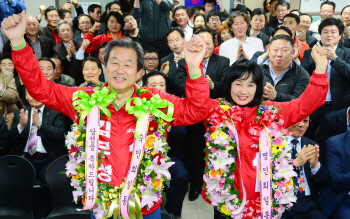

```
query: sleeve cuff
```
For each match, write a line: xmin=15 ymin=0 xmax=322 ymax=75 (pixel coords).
xmin=310 ymin=162 xmax=321 ymax=175
xmin=17 ymin=124 xmax=24 ymax=134
xmin=75 ymin=49 xmax=85 ymax=60
xmin=11 ymin=41 xmax=27 ymax=50
xmin=189 ymin=73 xmax=202 ymax=79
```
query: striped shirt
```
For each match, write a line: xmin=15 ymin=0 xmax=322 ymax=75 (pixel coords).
xmin=29 ymin=37 xmax=42 ymax=59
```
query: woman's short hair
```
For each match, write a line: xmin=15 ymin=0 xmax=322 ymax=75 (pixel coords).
xmin=105 ymin=11 xmax=125 ymax=32
xmin=222 ymin=59 xmax=263 ymax=107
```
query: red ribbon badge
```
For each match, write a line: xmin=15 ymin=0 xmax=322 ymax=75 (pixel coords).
xmin=207 ymin=105 xmax=242 ymax=132
xmin=244 ymin=198 xmax=262 ymax=219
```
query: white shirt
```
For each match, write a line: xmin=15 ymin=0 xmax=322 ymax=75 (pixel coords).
xmin=219 ymin=37 xmax=264 ymax=66
xmin=174 ymin=52 xmax=184 ymax=68
xmin=18 ymin=106 xmax=47 ymax=153
xmin=182 ymin=24 xmax=193 ymax=41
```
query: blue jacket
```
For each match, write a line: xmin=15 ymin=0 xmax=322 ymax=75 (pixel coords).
xmin=0 ymin=0 xmax=25 ymax=23
xmin=319 ymin=132 xmax=350 ymax=218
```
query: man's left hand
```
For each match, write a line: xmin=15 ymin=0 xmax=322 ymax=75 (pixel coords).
xmin=206 ymin=75 xmax=214 ymax=90
xmin=263 ymin=82 xmax=277 ymax=100
xmin=308 ymin=145 xmax=320 ymax=168
xmin=324 ymin=44 xmax=336 ymax=60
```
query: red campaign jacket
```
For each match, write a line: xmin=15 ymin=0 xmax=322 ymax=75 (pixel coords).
xmin=202 ymin=71 xmax=328 ymax=204
xmin=12 ymin=44 xmax=210 ymax=215
xmin=83 ymin=31 xmax=126 ymax=54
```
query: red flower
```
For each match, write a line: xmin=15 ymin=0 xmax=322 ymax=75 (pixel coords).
xmin=140 ymin=92 xmax=153 ymax=100
xmin=148 ymin=121 xmax=159 ymax=134
xmin=69 ymin=146 xmax=78 ymax=155
xmin=298 ymin=187 xmax=303 ymax=193
xmin=82 ymin=196 xmax=85 ymax=204
xmin=299 ymin=177 xmax=305 ymax=183
xmin=153 ymin=153 xmax=164 ymax=165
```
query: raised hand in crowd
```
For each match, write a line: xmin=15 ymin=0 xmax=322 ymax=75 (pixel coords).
xmin=37 ymin=5 xmax=46 ymax=21
xmin=89 ymin=21 xmax=102 ymax=34
xmin=173 ymin=0 xmax=180 ymax=6
xmin=294 ymin=144 xmax=317 ymax=168
xmin=311 ymin=45 xmax=328 ymax=74
xmin=263 ymin=82 xmax=277 ymax=100
xmin=298 ymin=30 xmax=307 ymax=43
xmin=324 ymin=44 xmax=337 ymax=61
xmin=292 ymin=41 xmax=302 ymax=63
xmin=160 ymin=61 xmax=170 ymax=75
xmin=308 ymin=144 xmax=320 ymax=168
xmin=71 ymin=0 xmax=80 ymax=8
xmin=216 ymin=0 xmax=225 ymax=12
xmin=18 ymin=108 xmax=28 ymax=130
xmin=205 ymin=75 xmax=214 ymax=90
xmin=80 ymin=39 xmax=91 ymax=51
xmin=1 ymin=10 xmax=26 ymax=47
xmin=236 ymin=44 xmax=249 ymax=60
xmin=184 ymin=34 xmax=207 ymax=75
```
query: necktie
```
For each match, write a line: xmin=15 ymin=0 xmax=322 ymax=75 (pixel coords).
xmin=27 ymin=109 xmax=41 ymax=156
xmin=291 ymin=138 xmax=305 ymax=199
xmin=203 ymin=59 xmax=207 ymax=76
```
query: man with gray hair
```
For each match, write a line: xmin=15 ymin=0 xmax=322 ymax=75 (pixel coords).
xmin=53 ymin=20 xmax=85 ymax=85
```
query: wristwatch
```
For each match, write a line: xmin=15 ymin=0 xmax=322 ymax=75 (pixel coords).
xmin=331 ymin=56 xmax=337 ymax=64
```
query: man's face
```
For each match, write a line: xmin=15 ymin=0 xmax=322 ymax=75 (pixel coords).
xmin=61 ymin=3 xmax=73 ymax=13
xmin=199 ymin=32 xmax=214 ymax=59
xmin=83 ymin=60 xmax=102 ymax=82
xmin=51 ymin=58 xmax=63 ymax=80
xmin=174 ymin=9 xmax=189 ymax=28
xmin=250 ymin=14 xmax=265 ymax=31
xmin=58 ymin=23 xmax=73 ymax=43
xmin=288 ymin=117 xmax=310 ymax=138
xmin=26 ymin=92 xmax=44 ymax=108
xmin=282 ymin=17 xmax=298 ymax=36
xmin=107 ymin=16 xmax=122 ymax=33
xmin=124 ymin=15 xmax=137 ymax=31
xmin=64 ymin=12 xmax=73 ymax=24
xmin=39 ymin=60 xmax=55 ymax=81
xmin=320 ymin=25 xmax=341 ymax=47
xmin=98 ymin=47 xmax=106 ymax=64
xmin=167 ymin=30 xmax=185 ymax=54
xmin=105 ymin=47 xmax=142 ymax=93
xmin=276 ymin=5 xmax=289 ymax=20
xmin=299 ymin=15 xmax=312 ymax=33
xmin=320 ymin=4 xmax=335 ymax=21
xmin=204 ymin=3 xmax=215 ymax=14
xmin=89 ymin=7 xmax=101 ymax=22
xmin=144 ymin=52 xmax=159 ymax=72
xmin=269 ymin=39 xmax=294 ymax=71
xmin=341 ymin=7 xmax=350 ymax=27
xmin=45 ymin=10 xmax=60 ymax=28
xmin=146 ymin=75 xmax=166 ymax=92
xmin=230 ymin=15 xmax=248 ymax=38
xmin=110 ymin=3 xmax=122 ymax=14
xmin=78 ymin=16 xmax=92 ymax=34
xmin=26 ymin=17 xmax=39 ymax=37
xmin=207 ymin=15 xmax=221 ymax=33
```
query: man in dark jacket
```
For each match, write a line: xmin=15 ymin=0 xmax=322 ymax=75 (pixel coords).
xmin=261 ymin=35 xmax=309 ymax=102
xmin=0 ymin=115 xmax=8 ymax=156
xmin=38 ymin=6 xmax=61 ymax=45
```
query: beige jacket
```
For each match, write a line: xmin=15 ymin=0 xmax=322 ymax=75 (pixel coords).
xmin=0 ymin=70 xmax=19 ymax=115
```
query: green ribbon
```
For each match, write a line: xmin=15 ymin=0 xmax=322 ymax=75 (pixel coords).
xmin=125 ymin=94 xmax=174 ymax=140
xmin=72 ymin=87 xmax=117 ymax=126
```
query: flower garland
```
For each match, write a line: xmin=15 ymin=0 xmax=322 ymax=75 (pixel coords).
xmin=204 ymin=99 xmax=297 ymax=219
xmin=64 ymin=85 xmax=175 ymax=219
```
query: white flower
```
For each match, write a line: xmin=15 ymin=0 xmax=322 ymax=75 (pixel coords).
xmin=145 ymin=157 xmax=175 ymax=180
xmin=214 ymin=134 xmax=229 ymax=146
xmin=210 ymin=150 xmax=235 ymax=171
xmin=153 ymin=139 xmax=167 ymax=153
xmin=139 ymin=183 xmax=159 ymax=210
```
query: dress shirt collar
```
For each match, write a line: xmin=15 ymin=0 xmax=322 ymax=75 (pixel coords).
xmin=232 ymin=36 xmax=251 ymax=45
xmin=288 ymin=136 xmax=302 ymax=148
xmin=249 ymin=29 xmax=260 ymax=38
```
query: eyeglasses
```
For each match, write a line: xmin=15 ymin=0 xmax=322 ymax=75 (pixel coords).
xmin=209 ymin=18 xmax=220 ymax=22
xmin=144 ymin=58 xmax=158 ymax=62
xmin=79 ymin=22 xmax=91 ymax=25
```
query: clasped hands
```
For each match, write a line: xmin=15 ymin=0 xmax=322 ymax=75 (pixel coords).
xmin=294 ymin=144 xmax=320 ymax=169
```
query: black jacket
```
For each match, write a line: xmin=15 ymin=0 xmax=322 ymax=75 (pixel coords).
xmin=53 ymin=40 xmax=85 ymax=85
xmin=248 ymin=30 xmax=269 ymax=48
xmin=160 ymin=53 xmax=178 ymax=95
xmin=6 ymin=106 xmax=66 ymax=161
xmin=315 ymin=108 xmax=349 ymax=165
xmin=38 ymin=26 xmax=56 ymax=45
xmin=261 ymin=26 xmax=274 ymax=37
xmin=174 ymin=53 xmax=230 ymax=99
xmin=261 ymin=60 xmax=310 ymax=102
xmin=267 ymin=19 xmax=281 ymax=31
xmin=301 ymin=46 xmax=350 ymax=111
xmin=0 ymin=115 xmax=8 ymax=156
xmin=305 ymin=34 xmax=317 ymax=48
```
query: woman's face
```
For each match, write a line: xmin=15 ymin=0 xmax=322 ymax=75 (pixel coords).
xmin=230 ymin=74 xmax=256 ymax=106
xmin=220 ymin=29 xmax=233 ymax=42
xmin=194 ymin=16 xmax=205 ymax=27
xmin=265 ymin=0 xmax=271 ymax=12
xmin=271 ymin=1 xmax=278 ymax=12
xmin=107 ymin=16 xmax=122 ymax=33
xmin=0 ymin=58 xmax=14 ymax=73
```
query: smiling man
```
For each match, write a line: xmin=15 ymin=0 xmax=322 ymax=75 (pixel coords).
xmin=309 ymin=1 xmax=336 ymax=41
xmin=297 ymin=13 xmax=317 ymax=48
xmin=172 ymin=6 xmax=192 ymax=41
xmin=38 ymin=6 xmax=61 ymax=45
xmin=2 ymin=10 xmax=210 ymax=219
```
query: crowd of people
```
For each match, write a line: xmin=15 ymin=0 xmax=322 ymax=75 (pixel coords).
xmin=1 ymin=0 xmax=350 ymax=219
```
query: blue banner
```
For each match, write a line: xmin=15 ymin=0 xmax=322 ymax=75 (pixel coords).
xmin=184 ymin=0 xmax=220 ymax=11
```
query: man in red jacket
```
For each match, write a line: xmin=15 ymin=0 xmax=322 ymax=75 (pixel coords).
xmin=1 ymin=11 xmax=210 ymax=219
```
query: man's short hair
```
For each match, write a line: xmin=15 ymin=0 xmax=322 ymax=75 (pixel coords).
xmin=206 ymin=8 xmax=221 ymax=22
xmin=123 ymin=12 xmax=132 ymax=19
xmin=166 ymin=27 xmax=185 ymax=39
xmin=283 ymin=13 xmax=300 ymax=24
xmin=341 ymin=5 xmax=350 ymax=15
xmin=203 ymin=0 xmax=215 ymax=5
xmin=105 ymin=38 xmax=144 ymax=71
xmin=107 ymin=2 xmax=122 ymax=12
xmin=144 ymin=47 xmax=159 ymax=58
xmin=44 ymin=6 xmax=59 ymax=18
xmin=290 ymin=9 xmax=300 ymax=15
xmin=320 ymin=1 xmax=336 ymax=11
xmin=251 ymin=8 xmax=267 ymax=22
xmin=143 ymin=71 xmax=168 ymax=87
xmin=58 ymin=9 xmax=71 ymax=20
xmin=300 ymin=13 xmax=313 ymax=23
xmin=173 ymin=6 xmax=188 ymax=18
xmin=98 ymin=42 xmax=108 ymax=54
xmin=318 ymin=17 xmax=344 ymax=35
xmin=77 ymin=14 xmax=94 ymax=26
xmin=105 ymin=11 xmax=125 ymax=31
xmin=270 ymin=34 xmax=295 ymax=48
xmin=88 ymin=4 xmax=101 ymax=13
xmin=188 ymin=5 xmax=205 ymax=18
xmin=82 ymin=57 xmax=102 ymax=70
xmin=57 ymin=20 xmax=73 ymax=32
xmin=272 ymin=26 xmax=293 ymax=37
xmin=275 ymin=0 xmax=290 ymax=10
xmin=39 ymin=57 xmax=56 ymax=69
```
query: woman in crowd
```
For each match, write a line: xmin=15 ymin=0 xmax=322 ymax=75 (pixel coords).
xmin=0 ymin=56 xmax=18 ymax=130
xmin=83 ymin=11 xmax=126 ymax=54
xmin=193 ymin=13 xmax=207 ymax=29
xmin=267 ymin=0 xmax=279 ymax=23
xmin=213 ymin=21 xmax=233 ymax=55
xmin=263 ymin=0 xmax=271 ymax=14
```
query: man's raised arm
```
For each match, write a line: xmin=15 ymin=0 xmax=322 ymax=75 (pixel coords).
xmin=1 ymin=11 xmax=83 ymax=121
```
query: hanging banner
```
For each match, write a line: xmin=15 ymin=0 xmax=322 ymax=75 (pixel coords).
xmin=184 ymin=0 xmax=220 ymax=11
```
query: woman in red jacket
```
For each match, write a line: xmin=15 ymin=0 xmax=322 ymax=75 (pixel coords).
xmin=83 ymin=11 xmax=126 ymax=54
xmin=203 ymin=42 xmax=329 ymax=219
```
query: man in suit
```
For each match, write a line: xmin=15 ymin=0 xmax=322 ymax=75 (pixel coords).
xmin=302 ymin=17 xmax=350 ymax=140
xmin=6 ymin=90 xmax=66 ymax=219
xmin=73 ymin=14 xmax=94 ymax=42
xmin=297 ymin=13 xmax=318 ymax=48
xmin=315 ymin=107 xmax=350 ymax=165
xmin=160 ymin=27 xmax=185 ymax=95
xmin=53 ymin=20 xmax=84 ymax=85
xmin=319 ymin=131 xmax=350 ymax=219
xmin=38 ymin=6 xmax=61 ymax=45
xmin=172 ymin=6 xmax=193 ymax=41
xmin=282 ymin=116 xmax=329 ymax=219
xmin=175 ymin=28 xmax=229 ymax=201
xmin=267 ymin=0 xmax=290 ymax=30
